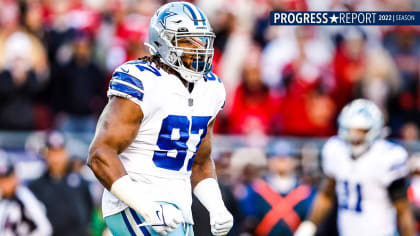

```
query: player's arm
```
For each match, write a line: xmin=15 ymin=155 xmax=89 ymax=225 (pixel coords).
xmin=307 ymin=177 xmax=336 ymax=225
xmin=295 ymin=177 xmax=336 ymax=236
xmin=87 ymin=96 xmax=141 ymax=189
xmin=88 ymin=97 xmax=183 ymax=234
xmin=389 ymin=178 xmax=416 ymax=236
xmin=191 ymin=119 xmax=217 ymax=187
xmin=191 ymin=119 xmax=234 ymax=236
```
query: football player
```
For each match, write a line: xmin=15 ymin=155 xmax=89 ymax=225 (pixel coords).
xmin=295 ymin=99 xmax=415 ymax=236
xmin=87 ymin=2 xmax=233 ymax=236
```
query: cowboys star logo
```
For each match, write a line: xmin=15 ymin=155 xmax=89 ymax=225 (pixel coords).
xmin=158 ymin=9 xmax=178 ymax=27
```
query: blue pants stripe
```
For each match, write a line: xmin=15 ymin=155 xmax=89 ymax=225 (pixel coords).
xmin=121 ymin=210 xmax=136 ymax=236
xmin=129 ymin=208 xmax=151 ymax=236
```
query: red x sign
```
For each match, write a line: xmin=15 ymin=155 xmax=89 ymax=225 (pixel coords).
xmin=251 ymin=179 xmax=311 ymax=236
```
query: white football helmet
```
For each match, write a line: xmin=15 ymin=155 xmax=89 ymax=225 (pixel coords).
xmin=338 ymin=99 xmax=384 ymax=156
xmin=146 ymin=2 xmax=215 ymax=82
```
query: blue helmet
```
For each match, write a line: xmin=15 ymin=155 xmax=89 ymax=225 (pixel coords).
xmin=146 ymin=2 xmax=215 ymax=82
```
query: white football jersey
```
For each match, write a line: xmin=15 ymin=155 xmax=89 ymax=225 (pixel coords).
xmin=322 ymin=137 xmax=409 ymax=236
xmin=101 ymin=60 xmax=225 ymax=223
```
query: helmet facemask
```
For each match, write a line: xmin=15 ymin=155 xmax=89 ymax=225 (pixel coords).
xmin=160 ymin=30 xmax=215 ymax=82
xmin=342 ymin=127 xmax=371 ymax=157
xmin=147 ymin=2 xmax=216 ymax=82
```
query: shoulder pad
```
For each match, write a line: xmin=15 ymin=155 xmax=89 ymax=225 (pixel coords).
xmin=109 ymin=60 xmax=164 ymax=101
xmin=118 ymin=60 xmax=163 ymax=78
xmin=324 ymin=136 xmax=346 ymax=150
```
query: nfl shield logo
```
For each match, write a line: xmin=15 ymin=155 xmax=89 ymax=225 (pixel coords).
xmin=188 ymin=98 xmax=194 ymax=106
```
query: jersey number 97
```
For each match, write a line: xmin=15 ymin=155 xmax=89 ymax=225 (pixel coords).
xmin=153 ymin=115 xmax=211 ymax=171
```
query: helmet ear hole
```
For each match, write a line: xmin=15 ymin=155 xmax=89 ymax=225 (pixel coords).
xmin=168 ymin=52 xmax=177 ymax=63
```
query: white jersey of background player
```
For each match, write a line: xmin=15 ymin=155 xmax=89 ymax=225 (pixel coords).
xmin=88 ymin=2 xmax=233 ymax=236
xmin=295 ymin=99 xmax=415 ymax=236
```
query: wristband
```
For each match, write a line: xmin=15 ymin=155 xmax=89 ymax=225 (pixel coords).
xmin=193 ymin=178 xmax=226 ymax=213
xmin=295 ymin=221 xmax=316 ymax=236
xmin=110 ymin=175 xmax=153 ymax=219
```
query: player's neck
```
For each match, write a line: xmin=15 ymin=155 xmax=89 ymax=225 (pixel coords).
xmin=351 ymin=148 xmax=370 ymax=160
xmin=187 ymin=82 xmax=194 ymax=92
xmin=167 ymin=69 xmax=192 ymax=90
xmin=175 ymin=76 xmax=195 ymax=92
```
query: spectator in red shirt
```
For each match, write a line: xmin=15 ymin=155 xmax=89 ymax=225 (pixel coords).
xmin=332 ymin=27 xmax=367 ymax=110
xmin=276 ymin=64 xmax=336 ymax=137
xmin=226 ymin=44 xmax=280 ymax=135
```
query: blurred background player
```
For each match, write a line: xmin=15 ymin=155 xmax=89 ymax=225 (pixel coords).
xmin=295 ymin=99 xmax=416 ymax=236
xmin=29 ymin=131 xmax=93 ymax=236
xmin=239 ymin=141 xmax=315 ymax=236
xmin=88 ymin=2 xmax=233 ymax=236
xmin=0 ymin=150 xmax=52 ymax=236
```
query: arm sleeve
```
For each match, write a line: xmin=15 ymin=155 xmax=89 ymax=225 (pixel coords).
xmin=207 ymin=72 xmax=226 ymax=120
xmin=387 ymin=177 xmax=408 ymax=202
xmin=217 ymin=74 xmax=226 ymax=112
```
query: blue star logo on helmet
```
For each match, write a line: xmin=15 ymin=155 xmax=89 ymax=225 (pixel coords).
xmin=357 ymin=106 xmax=373 ymax=119
xmin=158 ymin=9 xmax=178 ymax=27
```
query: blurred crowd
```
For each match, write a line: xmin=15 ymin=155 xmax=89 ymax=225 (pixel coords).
xmin=3 ymin=132 xmax=420 ymax=235
xmin=0 ymin=0 xmax=420 ymax=235
xmin=0 ymin=0 xmax=419 ymax=139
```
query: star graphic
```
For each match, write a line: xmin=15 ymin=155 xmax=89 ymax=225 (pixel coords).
xmin=158 ymin=10 xmax=178 ymax=26
xmin=330 ymin=14 xmax=338 ymax=24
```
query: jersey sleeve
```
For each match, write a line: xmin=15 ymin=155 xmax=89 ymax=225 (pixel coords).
xmin=321 ymin=137 xmax=341 ymax=178
xmin=107 ymin=61 xmax=154 ymax=118
xmin=205 ymin=72 xmax=226 ymax=119
xmin=218 ymin=84 xmax=226 ymax=112
xmin=380 ymin=144 xmax=409 ymax=187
